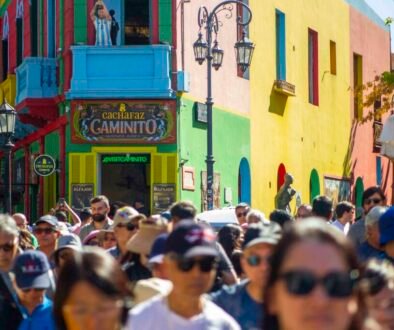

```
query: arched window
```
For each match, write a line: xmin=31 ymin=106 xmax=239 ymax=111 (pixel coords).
xmin=309 ymin=169 xmax=320 ymax=203
xmin=354 ymin=177 xmax=364 ymax=216
xmin=238 ymin=158 xmax=251 ymax=204
xmin=16 ymin=0 xmax=24 ymax=66
xmin=2 ymin=11 xmax=9 ymax=81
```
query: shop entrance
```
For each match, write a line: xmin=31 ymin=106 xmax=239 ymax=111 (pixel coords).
xmin=100 ymin=154 xmax=150 ymax=215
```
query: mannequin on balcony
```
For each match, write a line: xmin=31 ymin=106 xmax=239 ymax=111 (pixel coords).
xmin=90 ymin=0 xmax=112 ymax=46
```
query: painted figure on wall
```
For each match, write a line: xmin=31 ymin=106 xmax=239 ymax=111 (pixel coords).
xmin=275 ymin=173 xmax=297 ymax=214
xmin=90 ymin=0 xmax=112 ymax=46
xmin=109 ymin=9 xmax=119 ymax=46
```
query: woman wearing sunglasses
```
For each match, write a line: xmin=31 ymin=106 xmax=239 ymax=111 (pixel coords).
xmin=264 ymin=218 xmax=365 ymax=330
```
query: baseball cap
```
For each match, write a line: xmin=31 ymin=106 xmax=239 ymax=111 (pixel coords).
xmin=55 ymin=233 xmax=82 ymax=253
xmin=242 ymin=222 xmax=282 ymax=250
xmin=379 ymin=206 xmax=394 ymax=245
xmin=111 ymin=206 xmax=139 ymax=229
xmin=35 ymin=215 xmax=58 ymax=228
xmin=164 ymin=221 xmax=218 ymax=258
xmin=12 ymin=250 xmax=51 ymax=290
xmin=148 ymin=233 xmax=168 ymax=265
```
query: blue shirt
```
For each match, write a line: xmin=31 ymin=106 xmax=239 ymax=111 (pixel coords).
xmin=357 ymin=241 xmax=386 ymax=263
xmin=18 ymin=296 xmax=55 ymax=330
xmin=210 ymin=281 xmax=262 ymax=330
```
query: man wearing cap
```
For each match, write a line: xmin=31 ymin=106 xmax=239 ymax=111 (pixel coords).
xmin=357 ymin=206 xmax=388 ymax=262
xmin=379 ymin=206 xmax=394 ymax=260
xmin=11 ymin=250 xmax=55 ymax=329
xmin=210 ymin=222 xmax=282 ymax=330
xmin=79 ymin=195 xmax=113 ymax=242
xmin=33 ymin=215 xmax=60 ymax=260
xmin=127 ymin=221 xmax=240 ymax=329
xmin=52 ymin=233 xmax=82 ymax=275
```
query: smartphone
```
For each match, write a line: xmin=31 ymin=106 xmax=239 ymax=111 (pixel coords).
xmin=58 ymin=198 xmax=65 ymax=207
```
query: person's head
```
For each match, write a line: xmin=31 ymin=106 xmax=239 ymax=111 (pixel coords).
xmin=241 ymin=222 xmax=282 ymax=288
xmin=82 ymin=230 xmax=100 ymax=247
xmin=55 ymin=211 xmax=68 ymax=223
xmin=126 ymin=215 xmax=168 ymax=257
xmin=295 ymin=204 xmax=313 ymax=221
xmin=284 ymin=173 xmax=294 ymax=185
xmin=217 ymin=224 xmax=243 ymax=258
xmin=33 ymin=215 xmax=60 ymax=249
xmin=109 ymin=9 xmax=115 ymax=16
xmin=365 ymin=206 xmax=388 ymax=248
xmin=312 ymin=195 xmax=333 ymax=221
xmin=98 ymin=230 xmax=117 ymax=250
xmin=111 ymin=206 xmax=141 ymax=250
xmin=0 ymin=215 xmax=19 ymax=272
xmin=163 ymin=221 xmax=219 ymax=298
xmin=246 ymin=209 xmax=268 ymax=225
xmin=12 ymin=250 xmax=51 ymax=312
xmin=95 ymin=4 xmax=105 ymax=19
xmin=108 ymin=201 xmax=128 ymax=219
xmin=235 ymin=203 xmax=250 ymax=225
xmin=90 ymin=195 xmax=110 ymax=223
xmin=148 ymin=233 xmax=169 ymax=279
xmin=12 ymin=213 xmax=28 ymax=230
xmin=336 ymin=202 xmax=355 ymax=223
xmin=378 ymin=207 xmax=394 ymax=258
xmin=362 ymin=186 xmax=386 ymax=215
xmin=270 ymin=209 xmax=294 ymax=228
xmin=53 ymin=234 xmax=82 ymax=270
xmin=362 ymin=259 xmax=394 ymax=330
xmin=54 ymin=247 xmax=131 ymax=330
xmin=79 ymin=207 xmax=92 ymax=223
xmin=264 ymin=218 xmax=363 ymax=330
xmin=169 ymin=201 xmax=197 ymax=226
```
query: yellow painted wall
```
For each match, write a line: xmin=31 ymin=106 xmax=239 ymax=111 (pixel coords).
xmin=249 ymin=0 xmax=351 ymax=214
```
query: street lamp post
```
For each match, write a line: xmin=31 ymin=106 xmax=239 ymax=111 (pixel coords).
xmin=193 ymin=1 xmax=254 ymax=210
xmin=0 ymin=100 xmax=16 ymax=214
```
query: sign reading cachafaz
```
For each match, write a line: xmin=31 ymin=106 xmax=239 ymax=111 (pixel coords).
xmin=101 ymin=154 xmax=151 ymax=164
xmin=71 ymin=101 xmax=176 ymax=144
xmin=33 ymin=155 xmax=56 ymax=177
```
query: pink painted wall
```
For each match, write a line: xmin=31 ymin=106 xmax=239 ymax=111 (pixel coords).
xmin=175 ymin=0 xmax=250 ymax=115
xmin=349 ymin=7 xmax=393 ymax=203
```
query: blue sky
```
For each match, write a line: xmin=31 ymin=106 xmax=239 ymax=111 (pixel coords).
xmin=365 ymin=0 xmax=394 ymax=50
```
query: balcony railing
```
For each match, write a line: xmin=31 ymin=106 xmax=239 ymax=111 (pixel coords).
xmin=67 ymin=45 xmax=174 ymax=99
xmin=15 ymin=57 xmax=58 ymax=105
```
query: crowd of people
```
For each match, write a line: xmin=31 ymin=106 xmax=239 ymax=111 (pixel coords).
xmin=0 ymin=186 xmax=394 ymax=330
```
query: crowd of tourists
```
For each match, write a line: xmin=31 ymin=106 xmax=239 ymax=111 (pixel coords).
xmin=0 ymin=186 xmax=394 ymax=330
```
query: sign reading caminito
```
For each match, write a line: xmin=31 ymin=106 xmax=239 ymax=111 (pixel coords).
xmin=71 ymin=101 xmax=176 ymax=144
xmin=33 ymin=155 xmax=56 ymax=177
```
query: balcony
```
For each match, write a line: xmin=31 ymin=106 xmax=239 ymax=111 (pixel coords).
xmin=67 ymin=45 xmax=174 ymax=100
xmin=15 ymin=57 xmax=58 ymax=127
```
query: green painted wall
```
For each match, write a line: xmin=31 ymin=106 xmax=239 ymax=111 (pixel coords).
xmin=178 ymin=97 xmax=250 ymax=210
xmin=159 ymin=0 xmax=171 ymax=43
xmin=74 ymin=0 xmax=87 ymax=43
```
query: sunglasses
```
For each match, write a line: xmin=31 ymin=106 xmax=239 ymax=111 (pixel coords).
xmin=365 ymin=198 xmax=383 ymax=205
xmin=279 ymin=270 xmax=356 ymax=298
xmin=236 ymin=211 xmax=248 ymax=218
xmin=173 ymin=256 xmax=218 ymax=273
xmin=363 ymin=271 xmax=387 ymax=296
xmin=116 ymin=223 xmax=138 ymax=231
xmin=0 ymin=243 xmax=15 ymax=252
xmin=246 ymin=255 xmax=270 ymax=267
xmin=33 ymin=228 xmax=55 ymax=235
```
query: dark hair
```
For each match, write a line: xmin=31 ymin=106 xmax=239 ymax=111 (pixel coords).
xmin=54 ymin=247 xmax=132 ymax=330
xmin=109 ymin=201 xmax=129 ymax=218
xmin=269 ymin=209 xmax=294 ymax=228
xmin=90 ymin=195 xmax=110 ymax=208
xmin=263 ymin=218 xmax=364 ymax=330
xmin=362 ymin=186 xmax=385 ymax=206
xmin=231 ymin=250 xmax=243 ymax=278
xmin=217 ymin=224 xmax=242 ymax=258
xmin=170 ymin=201 xmax=197 ymax=221
xmin=336 ymin=201 xmax=354 ymax=218
xmin=312 ymin=195 xmax=333 ymax=220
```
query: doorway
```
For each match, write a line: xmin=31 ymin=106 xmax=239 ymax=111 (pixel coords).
xmin=100 ymin=154 xmax=150 ymax=214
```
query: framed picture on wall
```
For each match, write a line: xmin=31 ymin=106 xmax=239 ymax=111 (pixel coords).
xmin=323 ymin=176 xmax=351 ymax=207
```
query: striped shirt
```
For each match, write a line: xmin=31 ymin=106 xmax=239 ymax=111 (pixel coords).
xmin=94 ymin=17 xmax=112 ymax=46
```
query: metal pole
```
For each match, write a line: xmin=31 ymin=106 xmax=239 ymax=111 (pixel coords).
xmin=206 ymin=18 xmax=214 ymax=211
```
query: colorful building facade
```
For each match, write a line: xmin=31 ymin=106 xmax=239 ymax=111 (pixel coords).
xmin=0 ymin=0 xmax=251 ymax=219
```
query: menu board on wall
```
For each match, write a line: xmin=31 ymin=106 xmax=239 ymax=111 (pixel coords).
xmin=152 ymin=184 xmax=176 ymax=214
xmin=71 ymin=184 xmax=94 ymax=211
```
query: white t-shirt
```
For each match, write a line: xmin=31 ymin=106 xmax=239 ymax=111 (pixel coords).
xmin=126 ymin=295 xmax=240 ymax=330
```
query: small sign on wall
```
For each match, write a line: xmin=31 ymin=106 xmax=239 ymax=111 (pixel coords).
xmin=182 ymin=166 xmax=195 ymax=191
xmin=194 ymin=102 xmax=207 ymax=124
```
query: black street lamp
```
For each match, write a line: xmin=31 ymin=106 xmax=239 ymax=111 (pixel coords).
xmin=0 ymin=99 xmax=16 ymax=214
xmin=193 ymin=1 xmax=254 ymax=210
